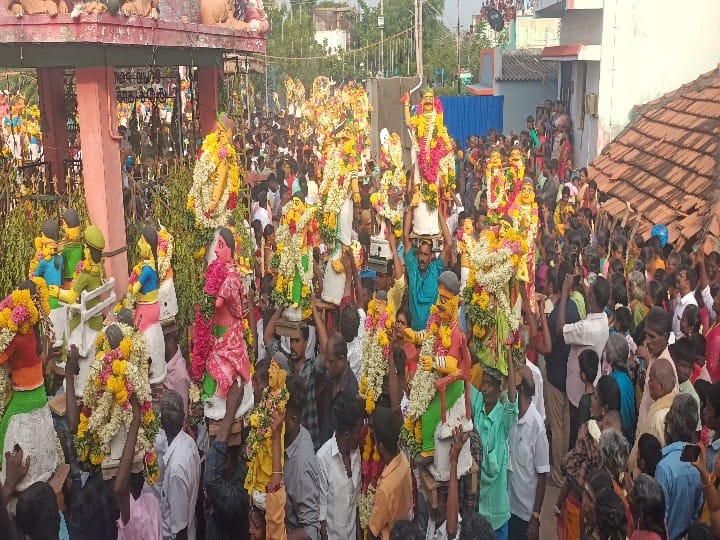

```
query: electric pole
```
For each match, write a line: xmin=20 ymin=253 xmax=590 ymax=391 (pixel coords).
xmin=415 ymin=0 xmax=423 ymax=78
xmin=379 ymin=0 xmax=384 ymax=77
xmin=456 ymin=0 xmax=461 ymax=94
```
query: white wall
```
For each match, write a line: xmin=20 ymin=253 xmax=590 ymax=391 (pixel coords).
xmin=572 ymin=60 xmax=600 ymax=167
xmin=558 ymin=9 xmax=604 ymax=45
xmin=596 ymin=0 xmax=720 ymax=151
xmin=315 ymin=30 xmax=347 ymax=51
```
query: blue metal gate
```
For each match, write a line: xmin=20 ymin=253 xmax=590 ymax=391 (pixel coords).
xmin=438 ymin=95 xmax=504 ymax=148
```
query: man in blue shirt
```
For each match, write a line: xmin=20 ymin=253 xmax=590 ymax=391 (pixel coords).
xmin=403 ymin=202 xmax=452 ymax=331
xmin=655 ymin=393 xmax=704 ymax=540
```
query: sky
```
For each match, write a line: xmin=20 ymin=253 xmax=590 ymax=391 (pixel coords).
xmin=339 ymin=0 xmax=476 ymax=29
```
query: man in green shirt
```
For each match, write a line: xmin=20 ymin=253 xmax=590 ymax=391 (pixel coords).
xmin=526 ymin=116 xmax=540 ymax=149
xmin=470 ymin=358 xmax=518 ymax=539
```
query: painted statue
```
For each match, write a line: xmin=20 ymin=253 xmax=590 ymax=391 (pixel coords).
xmin=75 ymin=321 xmax=159 ymax=481
xmin=30 ymin=220 xmax=64 ymax=347
xmin=60 ymin=208 xmax=83 ymax=290
xmin=0 ymin=278 xmax=59 ymax=493
xmin=319 ymin=119 xmax=363 ymax=306
xmin=125 ymin=225 xmax=167 ymax=385
xmin=244 ymin=359 xmax=288 ymax=508
xmin=193 ymin=228 xmax=254 ymax=421
xmin=457 ymin=217 xmax=475 ymax=291
xmin=403 ymin=271 xmax=473 ymax=482
xmin=370 ymin=130 xmax=406 ymax=260
xmin=508 ymin=179 xmax=539 ymax=297
xmin=200 ymin=0 xmax=268 ymax=33
xmin=156 ymin=226 xmax=178 ymax=323
xmin=49 ymin=225 xmax=108 ymax=395
xmin=6 ymin=0 xmax=69 ymax=16
xmin=271 ymin=197 xmax=317 ymax=321
xmin=188 ymin=113 xmax=240 ymax=230
xmin=403 ymin=87 xmax=456 ymax=238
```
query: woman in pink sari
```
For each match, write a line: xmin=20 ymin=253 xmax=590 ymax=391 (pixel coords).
xmin=704 ymin=284 xmax=720 ymax=382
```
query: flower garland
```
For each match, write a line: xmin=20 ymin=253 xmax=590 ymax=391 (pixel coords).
xmin=409 ymin=107 xmax=453 ymax=210
xmin=187 ymin=131 xmax=240 ymax=230
xmin=243 ymin=381 xmax=289 ymax=462
xmin=359 ymin=424 xmax=383 ymax=532
xmin=359 ymin=298 xmax=394 ymax=414
xmin=318 ymin=136 xmax=362 ymax=243
xmin=462 ymin=228 xmax=527 ymax=375
xmin=156 ymin=227 xmax=174 ymax=281
xmin=190 ymin=259 xmax=228 ymax=382
xmin=75 ymin=323 xmax=160 ymax=483
xmin=271 ymin=200 xmax=316 ymax=319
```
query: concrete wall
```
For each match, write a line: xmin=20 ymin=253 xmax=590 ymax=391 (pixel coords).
xmin=314 ymin=30 xmax=347 ymax=51
xmin=512 ymin=16 xmax=561 ymax=48
xmin=571 ymin=60 xmax=600 ymax=167
xmin=596 ymin=0 xmax=720 ymax=151
xmin=558 ymin=9 xmax=604 ymax=45
xmin=497 ymin=79 xmax=559 ymax=133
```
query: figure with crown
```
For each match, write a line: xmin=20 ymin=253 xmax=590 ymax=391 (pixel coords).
xmin=403 ymin=87 xmax=456 ymax=238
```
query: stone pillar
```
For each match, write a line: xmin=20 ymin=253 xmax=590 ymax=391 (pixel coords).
xmin=197 ymin=65 xmax=219 ymax=138
xmin=37 ymin=68 xmax=68 ymax=191
xmin=75 ymin=66 xmax=128 ymax=300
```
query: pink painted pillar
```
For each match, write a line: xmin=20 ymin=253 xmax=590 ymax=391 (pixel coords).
xmin=75 ymin=66 xmax=128 ymax=299
xmin=197 ymin=65 xmax=219 ymax=138
xmin=37 ymin=67 xmax=69 ymax=191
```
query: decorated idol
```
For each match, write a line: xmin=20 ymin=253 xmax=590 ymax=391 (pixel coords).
xmin=0 ymin=278 xmax=59 ymax=493
xmin=187 ymin=112 xmax=240 ymax=230
xmin=190 ymin=228 xmax=253 ymax=422
xmin=271 ymin=197 xmax=318 ymax=321
xmin=370 ymin=130 xmax=406 ymax=261
xmin=244 ymin=359 xmax=289 ymax=508
xmin=403 ymin=87 xmax=456 ymax=238
xmin=156 ymin=226 xmax=178 ymax=323
xmin=75 ymin=321 xmax=160 ymax=481
xmin=403 ymin=271 xmax=473 ymax=481
xmin=319 ymin=117 xmax=363 ymax=306
xmin=30 ymin=219 xmax=65 ymax=346
xmin=125 ymin=225 xmax=167 ymax=385
xmin=60 ymin=208 xmax=83 ymax=289
xmin=50 ymin=225 xmax=115 ymax=396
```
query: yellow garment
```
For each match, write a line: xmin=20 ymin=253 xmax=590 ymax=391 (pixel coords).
xmin=387 ymin=277 xmax=406 ymax=318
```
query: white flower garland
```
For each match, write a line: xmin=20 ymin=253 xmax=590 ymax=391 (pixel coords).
xmin=189 ymin=152 xmax=231 ymax=229
xmin=360 ymin=330 xmax=387 ymax=408
xmin=466 ymin=237 xmax=520 ymax=331
xmin=274 ymin=203 xmax=315 ymax=294
xmin=319 ymin=148 xmax=353 ymax=216
xmin=406 ymin=336 xmax=440 ymax=420
xmin=83 ymin=324 xmax=153 ymax=454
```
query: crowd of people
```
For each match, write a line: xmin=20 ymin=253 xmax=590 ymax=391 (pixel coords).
xmin=3 ymin=96 xmax=720 ymax=540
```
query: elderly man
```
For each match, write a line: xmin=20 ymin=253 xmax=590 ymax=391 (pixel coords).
xmin=636 ymin=308 xmax=677 ymax=432
xmin=656 ymin=394 xmax=704 ymax=540
xmin=629 ymin=357 xmax=677 ymax=473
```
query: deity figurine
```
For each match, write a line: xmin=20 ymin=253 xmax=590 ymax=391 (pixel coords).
xmin=201 ymin=228 xmax=254 ymax=421
xmin=0 ymin=278 xmax=59 ymax=493
xmin=272 ymin=197 xmax=317 ymax=321
xmin=370 ymin=130 xmax=406 ymax=260
xmin=188 ymin=112 xmax=240 ymax=230
xmin=403 ymin=272 xmax=473 ymax=481
xmin=156 ymin=226 xmax=178 ymax=324
xmin=508 ymin=180 xmax=539 ymax=314
xmin=30 ymin=220 xmax=64 ymax=346
xmin=457 ymin=217 xmax=475 ymax=291
xmin=403 ymin=87 xmax=455 ymax=238
xmin=117 ymin=102 xmax=130 ymax=128
xmin=126 ymin=226 xmax=167 ymax=385
xmin=319 ymin=118 xmax=363 ymax=306
xmin=244 ymin=359 xmax=289 ymax=508
xmin=485 ymin=150 xmax=511 ymax=216
xmin=60 ymin=208 xmax=83 ymax=290
xmin=49 ymin=225 xmax=108 ymax=395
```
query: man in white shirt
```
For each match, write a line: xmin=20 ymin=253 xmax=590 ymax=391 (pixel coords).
xmin=508 ymin=367 xmax=550 ymax=540
xmin=317 ymin=396 xmax=364 ymax=540
xmin=673 ymin=266 xmax=698 ymax=339
xmin=558 ymin=274 xmax=610 ymax=448
xmin=252 ymin=190 xmax=271 ymax=231
xmin=159 ymin=390 xmax=200 ymax=540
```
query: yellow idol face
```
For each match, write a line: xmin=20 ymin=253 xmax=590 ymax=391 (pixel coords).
xmin=422 ymin=90 xmax=435 ymax=112
xmin=462 ymin=218 xmax=474 ymax=236
xmin=268 ymin=360 xmax=287 ymax=389
xmin=519 ymin=183 xmax=535 ymax=206
xmin=490 ymin=151 xmax=502 ymax=168
xmin=436 ymin=285 xmax=459 ymax=323
xmin=138 ymin=235 xmax=152 ymax=259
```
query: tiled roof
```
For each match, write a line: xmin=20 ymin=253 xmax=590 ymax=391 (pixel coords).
xmin=497 ymin=50 xmax=559 ymax=82
xmin=589 ymin=66 xmax=720 ymax=250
